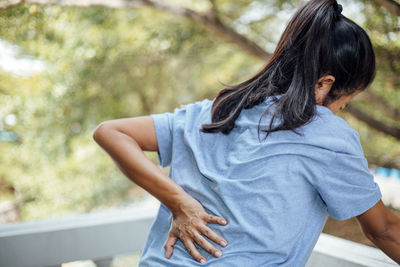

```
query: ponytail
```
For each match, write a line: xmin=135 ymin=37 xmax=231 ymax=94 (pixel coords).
xmin=201 ymin=0 xmax=376 ymax=141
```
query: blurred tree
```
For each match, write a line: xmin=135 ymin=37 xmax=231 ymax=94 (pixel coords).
xmin=0 ymin=0 xmax=399 ymax=222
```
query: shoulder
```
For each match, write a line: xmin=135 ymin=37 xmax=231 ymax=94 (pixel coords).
xmin=171 ymin=98 xmax=213 ymax=128
xmin=173 ymin=98 xmax=212 ymax=113
xmin=311 ymin=105 xmax=363 ymax=156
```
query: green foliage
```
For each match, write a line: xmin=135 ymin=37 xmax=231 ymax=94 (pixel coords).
xmin=0 ymin=0 xmax=399 ymax=222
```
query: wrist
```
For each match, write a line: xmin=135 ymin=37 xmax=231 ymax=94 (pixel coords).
xmin=162 ymin=186 xmax=189 ymax=215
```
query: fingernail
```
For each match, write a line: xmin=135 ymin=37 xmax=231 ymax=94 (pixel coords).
xmin=221 ymin=219 xmax=227 ymax=224
xmin=200 ymin=259 xmax=206 ymax=264
xmin=220 ymin=240 xmax=227 ymax=246
xmin=214 ymin=251 xmax=222 ymax=257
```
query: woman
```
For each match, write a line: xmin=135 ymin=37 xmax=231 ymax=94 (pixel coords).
xmin=93 ymin=0 xmax=400 ymax=266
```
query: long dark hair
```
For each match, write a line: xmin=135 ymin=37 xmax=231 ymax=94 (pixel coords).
xmin=200 ymin=0 xmax=376 ymax=142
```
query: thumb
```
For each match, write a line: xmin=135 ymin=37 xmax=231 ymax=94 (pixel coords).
xmin=164 ymin=235 xmax=178 ymax=259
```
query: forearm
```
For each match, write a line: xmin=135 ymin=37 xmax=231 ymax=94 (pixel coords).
xmin=93 ymin=125 xmax=187 ymax=213
xmin=369 ymin=219 xmax=400 ymax=264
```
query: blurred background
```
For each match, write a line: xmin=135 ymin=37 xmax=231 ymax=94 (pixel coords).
xmin=0 ymin=0 xmax=399 ymax=265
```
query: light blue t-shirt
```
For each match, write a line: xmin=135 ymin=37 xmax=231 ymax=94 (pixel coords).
xmin=138 ymin=94 xmax=382 ymax=267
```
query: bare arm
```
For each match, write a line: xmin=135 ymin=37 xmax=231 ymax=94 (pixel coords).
xmin=356 ymin=199 xmax=400 ymax=264
xmin=92 ymin=116 xmax=228 ymax=263
xmin=93 ymin=119 xmax=186 ymax=214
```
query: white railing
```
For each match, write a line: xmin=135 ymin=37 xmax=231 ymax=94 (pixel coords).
xmin=0 ymin=201 xmax=398 ymax=267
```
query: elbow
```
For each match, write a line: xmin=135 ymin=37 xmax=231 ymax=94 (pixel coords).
xmin=92 ymin=122 xmax=112 ymax=142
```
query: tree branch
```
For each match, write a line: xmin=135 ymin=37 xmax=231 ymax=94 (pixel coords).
xmin=144 ymin=0 xmax=269 ymax=59
xmin=0 ymin=0 xmax=270 ymax=59
xmin=0 ymin=0 xmax=143 ymax=9
xmin=363 ymin=90 xmax=400 ymax=122
xmin=1 ymin=0 xmax=399 ymax=140
xmin=345 ymin=103 xmax=400 ymax=140
xmin=0 ymin=0 xmax=23 ymax=9
xmin=208 ymin=0 xmax=218 ymax=19
xmin=372 ymin=0 xmax=400 ymax=16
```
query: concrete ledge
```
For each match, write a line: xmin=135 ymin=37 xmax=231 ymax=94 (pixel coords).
xmin=0 ymin=205 xmax=397 ymax=267
xmin=306 ymin=232 xmax=397 ymax=266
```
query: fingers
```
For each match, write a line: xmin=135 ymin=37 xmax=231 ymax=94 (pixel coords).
xmin=182 ymin=237 xmax=207 ymax=264
xmin=166 ymin=211 xmax=228 ymax=263
xmin=192 ymin=231 xmax=223 ymax=258
xmin=199 ymin=224 xmax=228 ymax=247
xmin=205 ymin=214 xmax=227 ymax=226
xmin=163 ymin=235 xmax=177 ymax=259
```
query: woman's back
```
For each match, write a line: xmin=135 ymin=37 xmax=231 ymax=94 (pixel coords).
xmin=138 ymin=94 xmax=382 ymax=266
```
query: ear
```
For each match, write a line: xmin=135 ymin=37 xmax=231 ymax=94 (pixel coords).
xmin=315 ymin=75 xmax=335 ymax=105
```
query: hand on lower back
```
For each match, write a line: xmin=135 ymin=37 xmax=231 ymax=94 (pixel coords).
xmin=163 ymin=193 xmax=228 ymax=264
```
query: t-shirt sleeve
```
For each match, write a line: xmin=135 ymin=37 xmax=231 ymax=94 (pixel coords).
xmin=150 ymin=104 xmax=189 ymax=168
xmin=315 ymin=131 xmax=382 ymax=221
xmin=150 ymin=111 xmax=174 ymax=168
